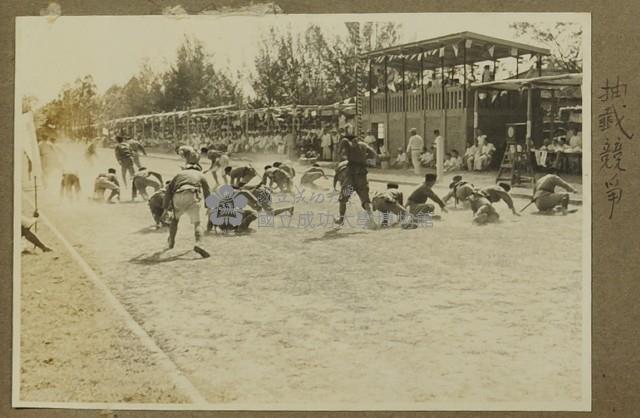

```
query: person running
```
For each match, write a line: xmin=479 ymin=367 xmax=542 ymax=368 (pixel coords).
xmin=148 ymin=181 xmax=171 ymax=229
xmin=371 ymin=183 xmax=413 ymax=228
xmin=224 ymin=165 xmax=258 ymax=187
xmin=94 ymin=168 xmax=120 ymax=203
xmin=480 ymin=182 xmax=520 ymax=216
xmin=261 ymin=165 xmax=293 ymax=192
xmin=332 ymin=160 xmax=349 ymax=191
xmin=443 ymin=175 xmax=476 ymax=207
xmin=334 ymin=124 xmax=378 ymax=229
xmin=114 ymin=135 xmax=135 ymax=187
xmin=162 ymin=164 xmax=211 ymax=258
xmin=128 ymin=137 xmax=148 ymax=168
xmin=406 ymin=173 xmax=448 ymax=221
xmin=131 ymin=167 xmax=163 ymax=201
xmin=468 ymin=191 xmax=500 ymax=225
xmin=300 ymin=163 xmax=328 ymax=189
xmin=21 ymin=215 xmax=52 ymax=252
xmin=532 ymin=169 xmax=578 ymax=214
xmin=60 ymin=172 xmax=81 ymax=200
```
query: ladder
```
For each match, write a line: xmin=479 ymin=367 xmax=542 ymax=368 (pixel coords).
xmin=496 ymin=141 xmax=536 ymax=189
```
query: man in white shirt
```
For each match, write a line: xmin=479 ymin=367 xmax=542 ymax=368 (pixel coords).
xmin=406 ymin=128 xmax=424 ymax=175
xmin=320 ymin=128 xmax=332 ymax=161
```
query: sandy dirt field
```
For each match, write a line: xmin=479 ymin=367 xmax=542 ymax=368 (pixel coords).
xmin=18 ymin=143 xmax=585 ymax=407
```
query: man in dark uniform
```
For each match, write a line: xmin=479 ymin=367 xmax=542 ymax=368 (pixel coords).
xmin=163 ymin=164 xmax=211 ymax=258
xmin=334 ymin=124 xmax=377 ymax=229
xmin=128 ymin=136 xmax=148 ymax=168
xmin=406 ymin=174 xmax=448 ymax=220
xmin=332 ymin=160 xmax=349 ymax=190
xmin=114 ymin=135 xmax=135 ymax=187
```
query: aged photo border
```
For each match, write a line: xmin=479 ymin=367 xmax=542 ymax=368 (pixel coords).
xmin=0 ymin=0 xmax=638 ymax=417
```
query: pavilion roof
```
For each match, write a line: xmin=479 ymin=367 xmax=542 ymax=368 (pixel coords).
xmin=470 ymin=73 xmax=582 ymax=91
xmin=361 ymin=31 xmax=550 ymax=71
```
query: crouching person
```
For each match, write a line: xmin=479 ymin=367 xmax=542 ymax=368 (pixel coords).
xmin=406 ymin=174 xmax=448 ymax=223
xmin=371 ymin=183 xmax=413 ymax=228
xmin=148 ymin=181 xmax=171 ymax=228
xmin=163 ymin=164 xmax=211 ymax=258
xmin=533 ymin=169 xmax=578 ymax=215
xmin=468 ymin=192 xmax=500 ymax=225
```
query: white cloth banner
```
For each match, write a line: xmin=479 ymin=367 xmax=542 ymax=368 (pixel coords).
xmin=488 ymin=45 xmax=495 ymax=57
xmin=452 ymin=43 xmax=459 ymax=57
xmin=18 ymin=111 xmax=42 ymax=178
xmin=465 ymin=39 xmax=473 ymax=48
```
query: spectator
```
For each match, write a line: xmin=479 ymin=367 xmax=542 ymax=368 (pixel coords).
xmin=364 ymin=130 xmax=378 ymax=153
xmin=419 ymin=146 xmax=435 ymax=168
xmin=481 ymin=64 xmax=494 ymax=82
xmin=406 ymin=127 xmax=424 ymax=175
xmin=444 ymin=149 xmax=463 ymax=172
xmin=472 ymin=135 xmax=496 ymax=171
xmin=463 ymin=139 xmax=478 ymax=171
xmin=321 ymin=128 xmax=332 ymax=160
xmin=392 ymin=147 xmax=409 ymax=169
xmin=332 ymin=128 xmax=343 ymax=162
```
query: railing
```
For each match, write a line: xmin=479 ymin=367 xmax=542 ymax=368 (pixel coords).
xmin=363 ymin=86 xmax=524 ymax=114
xmin=364 ymin=85 xmax=468 ymax=114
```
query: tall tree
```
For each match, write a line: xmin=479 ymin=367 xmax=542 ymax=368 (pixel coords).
xmin=510 ymin=22 xmax=583 ymax=73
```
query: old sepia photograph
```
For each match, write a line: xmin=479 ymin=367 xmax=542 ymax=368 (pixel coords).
xmin=13 ymin=12 xmax=590 ymax=410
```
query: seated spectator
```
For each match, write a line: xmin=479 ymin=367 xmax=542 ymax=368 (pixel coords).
xmin=568 ymin=129 xmax=582 ymax=152
xmin=463 ymin=140 xmax=478 ymax=171
xmin=392 ymin=148 xmax=409 ymax=169
xmin=444 ymin=149 xmax=463 ymax=172
xmin=472 ymin=135 xmax=496 ymax=171
xmin=419 ymin=146 xmax=435 ymax=168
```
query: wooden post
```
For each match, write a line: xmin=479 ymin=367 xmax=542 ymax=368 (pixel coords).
xmin=384 ymin=55 xmax=390 ymax=151
xmin=550 ymin=89 xmax=556 ymax=141
xmin=401 ymin=54 xmax=407 ymax=149
xmin=473 ymin=89 xmax=479 ymax=140
xmin=526 ymin=87 xmax=532 ymax=140
xmin=439 ymin=50 xmax=446 ymax=183
xmin=537 ymin=55 xmax=542 ymax=77
xmin=515 ymin=55 xmax=519 ymax=78
xmin=368 ymin=58 xmax=373 ymax=115
xmin=463 ymin=42 xmax=467 ymax=106
xmin=420 ymin=50 xmax=426 ymax=139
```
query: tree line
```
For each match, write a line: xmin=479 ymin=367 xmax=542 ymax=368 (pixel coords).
xmin=36 ymin=21 xmax=582 ymax=137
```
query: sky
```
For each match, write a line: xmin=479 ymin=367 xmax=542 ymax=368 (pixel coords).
xmin=15 ymin=13 xmax=588 ymax=106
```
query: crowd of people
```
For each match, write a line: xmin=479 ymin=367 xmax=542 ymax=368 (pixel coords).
xmin=24 ymin=122 xmax=580 ymax=258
